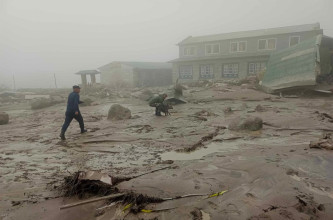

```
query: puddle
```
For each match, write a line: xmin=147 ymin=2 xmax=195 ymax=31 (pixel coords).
xmin=161 ymin=142 xmax=240 ymax=161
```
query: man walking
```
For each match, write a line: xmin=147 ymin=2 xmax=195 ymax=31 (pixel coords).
xmin=60 ymin=85 xmax=87 ymax=140
xmin=149 ymin=93 xmax=167 ymax=116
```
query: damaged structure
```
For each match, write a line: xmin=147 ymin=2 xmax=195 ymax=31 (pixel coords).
xmin=262 ymin=34 xmax=333 ymax=92
xmin=75 ymin=70 xmax=101 ymax=87
xmin=98 ymin=61 xmax=172 ymax=87
xmin=170 ymin=23 xmax=324 ymax=83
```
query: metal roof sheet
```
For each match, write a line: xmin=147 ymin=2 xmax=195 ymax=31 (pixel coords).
xmin=179 ymin=23 xmax=321 ymax=45
xmin=75 ymin=70 xmax=100 ymax=75
xmin=261 ymin=35 xmax=322 ymax=92
xmin=98 ymin=61 xmax=172 ymax=70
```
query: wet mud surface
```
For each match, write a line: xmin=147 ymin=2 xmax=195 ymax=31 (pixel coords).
xmin=1 ymin=86 xmax=333 ymax=219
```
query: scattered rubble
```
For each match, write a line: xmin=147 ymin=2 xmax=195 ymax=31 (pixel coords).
xmin=107 ymin=104 xmax=131 ymax=120
xmin=194 ymin=109 xmax=218 ymax=117
xmin=0 ymin=111 xmax=9 ymax=125
xmin=314 ymin=111 xmax=333 ymax=122
xmin=228 ymin=116 xmax=263 ymax=131
xmin=310 ymin=133 xmax=333 ymax=150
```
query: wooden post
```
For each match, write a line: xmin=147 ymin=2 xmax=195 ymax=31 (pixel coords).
xmin=54 ymin=73 xmax=58 ymax=89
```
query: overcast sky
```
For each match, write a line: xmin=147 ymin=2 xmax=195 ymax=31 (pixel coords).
xmin=0 ymin=0 xmax=332 ymax=89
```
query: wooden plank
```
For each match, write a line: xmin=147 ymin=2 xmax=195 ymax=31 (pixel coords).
xmin=60 ymin=193 xmax=125 ymax=210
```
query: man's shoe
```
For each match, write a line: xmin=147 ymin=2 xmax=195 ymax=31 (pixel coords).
xmin=60 ymin=131 xmax=66 ymax=140
xmin=81 ymin=129 xmax=88 ymax=134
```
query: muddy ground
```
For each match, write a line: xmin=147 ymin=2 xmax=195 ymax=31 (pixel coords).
xmin=1 ymin=85 xmax=333 ymax=220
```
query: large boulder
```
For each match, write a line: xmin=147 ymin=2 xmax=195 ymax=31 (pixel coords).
xmin=0 ymin=112 xmax=9 ymax=125
xmin=228 ymin=116 xmax=263 ymax=131
xmin=30 ymin=98 xmax=54 ymax=110
xmin=107 ymin=104 xmax=131 ymax=120
xmin=131 ymin=89 xmax=153 ymax=101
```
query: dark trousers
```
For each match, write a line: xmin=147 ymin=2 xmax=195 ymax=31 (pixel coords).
xmin=149 ymin=103 xmax=163 ymax=115
xmin=61 ymin=112 xmax=84 ymax=133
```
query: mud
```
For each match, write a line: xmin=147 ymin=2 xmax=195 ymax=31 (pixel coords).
xmin=1 ymin=85 xmax=333 ymax=219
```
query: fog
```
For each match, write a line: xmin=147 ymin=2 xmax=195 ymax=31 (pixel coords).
xmin=0 ymin=0 xmax=332 ymax=89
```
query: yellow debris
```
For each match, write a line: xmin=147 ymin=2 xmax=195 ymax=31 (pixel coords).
xmin=208 ymin=190 xmax=228 ymax=198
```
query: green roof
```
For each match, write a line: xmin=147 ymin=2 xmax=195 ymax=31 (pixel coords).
xmin=261 ymin=35 xmax=322 ymax=92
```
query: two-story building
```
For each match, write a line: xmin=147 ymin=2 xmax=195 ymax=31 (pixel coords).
xmin=170 ymin=23 xmax=323 ymax=83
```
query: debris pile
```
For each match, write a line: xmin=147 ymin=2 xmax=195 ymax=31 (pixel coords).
xmin=309 ymin=133 xmax=333 ymax=150
xmin=60 ymin=171 xmax=118 ymax=199
xmin=314 ymin=111 xmax=333 ymax=122
xmin=188 ymin=80 xmax=214 ymax=88
xmin=193 ymin=109 xmax=218 ymax=121
xmin=109 ymin=192 xmax=164 ymax=214
xmin=107 ymin=104 xmax=131 ymax=120
xmin=228 ymin=116 xmax=263 ymax=131
xmin=0 ymin=111 xmax=9 ymax=125
xmin=194 ymin=109 xmax=218 ymax=117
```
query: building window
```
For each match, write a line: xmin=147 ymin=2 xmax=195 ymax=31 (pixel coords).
xmin=248 ymin=62 xmax=266 ymax=75
xmin=230 ymin=41 xmax=247 ymax=52
xmin=289 ymin=36 xmax=300 ymax=47
xmin=205 ymin=44 xmax=220 ymax=55
xmin=258 ymin=38 xmax=276 ymax=50
xmin=200 ymin=65 xmax=214 ymax=79
xmin=179 ymin=65 xmax=193 ymax=79
xmin=183 ymin=46 xmax=196 ymax=56
xmin=222 ymin=64 xmax=239 ymax=78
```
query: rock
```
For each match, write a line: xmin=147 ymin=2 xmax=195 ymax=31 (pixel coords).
xmin=107 ymin=104 xmax=131 ymax=120
xmin=51 ymin=95 xmax=64 ymax=103
xmin=255 ymin=104 xmax=266 ymax=112
xmin=131 ymin=89 xmax=153 ymax=101
xmin=309 ymin=137 xmax=333 ymax=150
xmin=0 ymin=112 xmax=9 ymax=125
xmin=194 ymin=109 xmax=218 ymax=117
xmin=228 ymin=116 xmax=263 ymax=131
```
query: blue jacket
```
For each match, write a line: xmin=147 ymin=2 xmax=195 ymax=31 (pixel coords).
xmin=66 ymin=92 xmax=80 ymax=114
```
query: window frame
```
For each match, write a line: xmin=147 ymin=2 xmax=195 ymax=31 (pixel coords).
xmin=248 ymin=62 xmax=267 ymax=75
xmin=183 ymin=46 xmax=197 ymax=57
xmin=205 ymin=43 xmax=220 ymax=55
xmin=199 ymin=64 xmax=214 ymax=79
xmin=289 ymin=36 xmax=300 ymax=47
xmin=222 ymin=63 xmax=239 ymax=78
xmin=257 ymin=38 xmax=277 ymax=50
xmin=230 ymin=41 xmax=247 ymax=53
xmin=179 ymin=65 xmax=193 ymax=79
